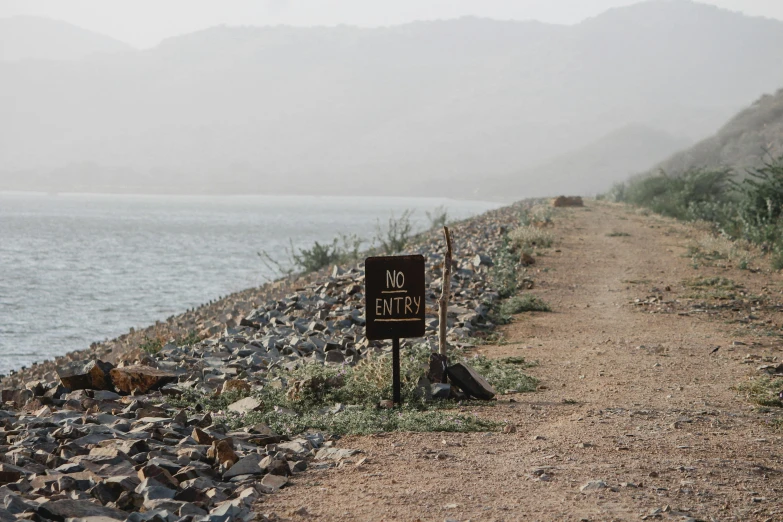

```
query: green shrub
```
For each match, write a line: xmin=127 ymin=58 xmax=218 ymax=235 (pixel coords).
xmin=490 ymin=235 xmax=519 ymax=298
xmin=259 ymin=233 xmax=364 ymax=275
xmin=733 ymin=156 xmax=783 ymax=248
xmin=376 ymin=210 xmax=414 ymax=254
xmin=610 ymin=157 xmax=783 ymax=270
xmin=620 ymin=168 xmax=732 ymax=221
xmin=736 ymin=377 xmax=783 ymax=408
xmin=499 ymin=294 xmax=551 ymax=315
xmin=425 ymin=205 xmax=448 ymax=229
xmin=140 ymin=335 xmax=165 ymax=355
xmin=772 ymin=248 xmax=783 ymax=271
xmin=293 ymin=240 xmax=341 ymax=272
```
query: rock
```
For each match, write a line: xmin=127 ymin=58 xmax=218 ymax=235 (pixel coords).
xmin=472 ymin=254 xmax=493 ymax=267
xmin=260 ymin=473 xmax=287 ymax=491
xmin=324 ymin=350 xmax=345 ymax=364
xmin=314 ymin=448 xmax=361 ymax=461
xmin=426 ymin=353 xmax=449 ymax=384
xmin=414 ymin=376 xmax=432 ymax=401
xmin=431 ymin=383 xmax=451 ymax=399
xmin=138 ymin=465 xmax=180 ymax=490
xmin=57 ymin=360 xmax=115 ymax=391
xmin=208 ymin=439 xmax=239 ymax=467
xmin=580 ymin=480 xmax=608 ymax=493
xmin=179 ymin=502 xmax=208 ymax=517
xmin=260 ymin=455 xmax=290 ymax=476
xmin=36 ymin=499 xmax=127 ymax=521
xmin=222 ymin=454 xmax=264 ymax=479
xmin=4 ymin=494 xmax=36 ymax=515
xmin=192 ymin=427 xmax=215 ymax=445
xmin=0 ymin=468 xmax=21 ymax=486
xmin=446 ymin=362 xmax=496 ymax=400
xmin=109 ymin=366 xmax=176 ymax=394
xmin=227 ymin=397 xmax=263 ymax=415
xmin=221 ymin=379 xmax=251 ymax=394
xmin=552 ymin=195 xmax=584 ymax=207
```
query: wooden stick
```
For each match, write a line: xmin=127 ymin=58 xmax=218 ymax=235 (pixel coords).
xmin=438 ymin=226 xmax=452 ymax=356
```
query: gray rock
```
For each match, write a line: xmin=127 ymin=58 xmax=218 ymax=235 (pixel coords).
xmin=324 ymin=350 xmax=345 ymax=364
xmin=57 ymin=360 xmax=115 ymax=391
xmin=179 ymin=502 xmax=208 ymax=517
xmin=580 ymin=480 xmax=608 ymax=492
xmin=431 ymin=383 xmax=451 ymax=399
xmin=222 ymin=454 xmax=263 ymax=479
xmin=259 ymin=473 xmax=287 ymax=491
xmin=4 ymin=494 xmax=35 ymax=515
xmin=472 ymin=253 xmax=493 ymax=267
xmin=226 ymin=397 xmax=263 ymax=415
xmin=142 ymin=498 xmax=186 ymax=512
xmin=36 ymin=499 xmax=127 ymax=521
xmin=446 ymin=362 xmax=496 ymax=400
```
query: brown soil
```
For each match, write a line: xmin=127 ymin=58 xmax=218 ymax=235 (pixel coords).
xmin=262 ymin=202 xmax=783 ymax=522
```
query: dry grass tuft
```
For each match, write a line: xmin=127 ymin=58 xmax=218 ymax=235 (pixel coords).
xmin=509 ymin=226 xmax=555 ymax=250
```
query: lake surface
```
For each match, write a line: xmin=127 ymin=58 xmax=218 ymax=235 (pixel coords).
xmin=0 ymin=193 xmax=502 ymax=374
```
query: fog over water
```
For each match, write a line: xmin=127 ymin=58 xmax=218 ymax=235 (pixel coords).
xmin=0 ymin=192 xmax=500 ymax=374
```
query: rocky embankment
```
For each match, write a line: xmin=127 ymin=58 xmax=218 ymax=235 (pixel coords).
xmin=0 ymin=202 xmax=531 ymax=521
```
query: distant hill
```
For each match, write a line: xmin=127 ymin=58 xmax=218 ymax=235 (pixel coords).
xmin=651 ymin=88 xmax=783 ymax=176
xmin=0 ymin=16 xmax=133 ymax=62
xmin=2 ymin=1 xmax=783 ymax=198
xmin=482 ymin=125 xmax=691 ymax=199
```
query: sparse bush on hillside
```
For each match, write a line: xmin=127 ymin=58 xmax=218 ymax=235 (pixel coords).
xmin=608 ymin=156 xmax=783 ymax=270
xmin=426 ymin=205 xmax=448 ymax=229
xmin=733 ymin=156 xmax=783 ymax=248
xmin=618 ymin=167 xmax=733 ymax=221
xmin=375 ymin=209 xmax=415 ymax=254
xmin=259 ymin=233 xmax=364 ymax=275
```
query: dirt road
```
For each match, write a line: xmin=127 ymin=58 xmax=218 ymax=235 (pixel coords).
xmin=264 ymin=202 xmax=783 ymax=521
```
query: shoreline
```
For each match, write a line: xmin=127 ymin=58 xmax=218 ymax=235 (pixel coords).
xmin=0 ymin=193 xmax=506 ymax=378
xmin=0 ymin=199 xmax=526 ymax=387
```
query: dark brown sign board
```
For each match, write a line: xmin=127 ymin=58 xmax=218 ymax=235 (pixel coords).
xmin=365 ymin=254 xmax=426 ymax=340
xmin=364 ymin=254 xmax=426 ymax=405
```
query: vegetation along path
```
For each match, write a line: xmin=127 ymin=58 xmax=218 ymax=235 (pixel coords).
xmin=264 ymin=201 xmax=783 ymax=521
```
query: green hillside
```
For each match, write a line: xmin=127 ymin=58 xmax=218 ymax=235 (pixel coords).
xmin=653 ymin=88 xmax=783 ymax=176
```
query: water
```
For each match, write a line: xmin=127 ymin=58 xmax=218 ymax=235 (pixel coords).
xmin=0 ymin=192 xmax=501 ymax=374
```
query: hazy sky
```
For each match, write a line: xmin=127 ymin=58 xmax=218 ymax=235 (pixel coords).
xmin=2 ymin=0 xmax=783 ymax=48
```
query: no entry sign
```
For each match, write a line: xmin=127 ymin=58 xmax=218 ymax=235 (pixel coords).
xmin=365 ymin=255 xmax=425 ymax=340
xmin=365 ymin=254 xmax=426 ymax=405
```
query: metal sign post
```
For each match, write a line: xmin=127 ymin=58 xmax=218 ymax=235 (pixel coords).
xmin=365 ymin=255 xmax=425 ymax=406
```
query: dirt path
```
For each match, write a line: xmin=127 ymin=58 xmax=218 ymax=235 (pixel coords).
xmin=263 ymin=202 xmax=783 ymax=522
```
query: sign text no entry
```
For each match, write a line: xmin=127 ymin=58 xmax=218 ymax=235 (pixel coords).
xmin=365 ymin=255 xmax=426 ymax=341
xmin=365 ymin=254 xmax=425 ymax=406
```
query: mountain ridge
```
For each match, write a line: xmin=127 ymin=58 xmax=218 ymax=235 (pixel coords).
xmin=0 ymin=15 xmax=134 ymax=62
xmin=2 ymin=1 xmax=783 ymax=198
xmin=650 ymin=87 xmax=783 ymax=176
